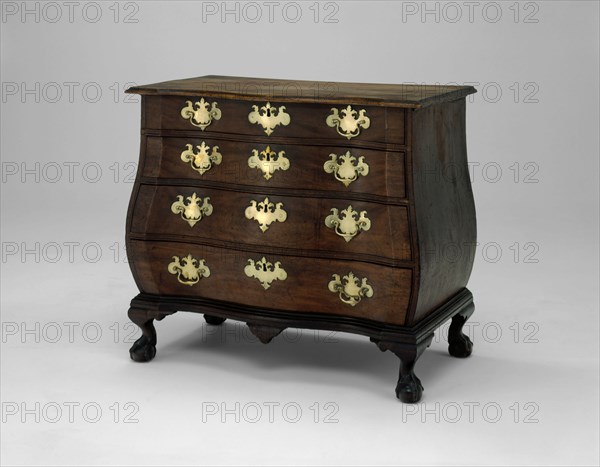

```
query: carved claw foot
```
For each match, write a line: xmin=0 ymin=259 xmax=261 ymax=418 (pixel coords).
xmin=128 ymin=306 xmax=174 ymax=363
xmin=449 ymin=333 xmax=473 ymax=358
xmin=372 ymin=334 xmax=433 ymax=403
xmin=396 ymin=372 xmax=424 ymax=404
xmin=204 ymin=314 xmax=226 ymax=326
xmin=448 ymin=304 xmax=475 ymax=358
xmin=130 ymin=335 xmax=156 ymax=362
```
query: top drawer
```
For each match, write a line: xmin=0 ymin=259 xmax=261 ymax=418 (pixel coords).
xmin=142 ymin=96 xmax=405 ymax=145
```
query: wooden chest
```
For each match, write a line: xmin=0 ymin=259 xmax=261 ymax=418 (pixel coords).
xmin=125 ymin=76 xmax=477 ymax=402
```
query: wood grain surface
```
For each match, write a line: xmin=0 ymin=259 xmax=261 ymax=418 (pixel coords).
xmin=408 ymin=99 xmax=477 ymax=324
xmin=130 ymin=184 xmax=413 ymax=263
xmin=141 ymin=136 xmax=407 ymax=201
xmin=142 ymin=96 xmax=405 ymax=144
xmin=129 ymin=240 xmax=412 ymax=325
xmin=127 ymin=75 xmax=476 ymax=108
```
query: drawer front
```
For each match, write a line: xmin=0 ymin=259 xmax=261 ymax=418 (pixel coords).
xmin=131 ymin=185 xmax=412 ymax=262
xmin=142 ymin=136 xmax=406 ymax=200
xmin=143 ymin=96 xmax=405 ymax=144
xmin=129 ymin=240 xmax=411 ymax=325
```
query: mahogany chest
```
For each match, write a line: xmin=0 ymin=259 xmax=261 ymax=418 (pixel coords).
xmin=125 ymin=76 xmax=477 ymax=402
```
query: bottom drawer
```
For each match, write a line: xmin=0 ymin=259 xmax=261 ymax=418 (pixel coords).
xmin=129 ymin=240 xmax=412 ymax=325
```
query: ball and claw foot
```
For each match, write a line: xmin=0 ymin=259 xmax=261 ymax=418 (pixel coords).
xmin=449 ymin=333 xmax=473 ymax=358
xmin=372 ymin=334 xmax=432 ymax=403
xmin=396 ymin=373 xmax=424 ymax=403
xmin=448 ymin=310 xmax=474 ymax=358
xmin=204 ymin=314 xmax=226 ymax=326
xmin=129 ymin=335 xmax=156 ymax=362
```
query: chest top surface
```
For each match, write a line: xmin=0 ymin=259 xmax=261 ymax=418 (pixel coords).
xmin=126 ymin=75 xmax=476 ymax=108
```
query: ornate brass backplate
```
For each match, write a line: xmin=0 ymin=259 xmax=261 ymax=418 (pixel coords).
xmin=323 ymin=151 xmax=369 ymax=187
xmin=170 ymin=193 xmax=213 ymax=227
xmin=248 ymin=102 xmax=291 ymax=135
xmin=245 ymin=197 xmax=287 ymax=232
xmin=248 ymin=146 xmax=290 ymax=180
xmin=180 ymin=98 xmax=222 ymax=130
xmin=325 ymin=206 xmax=371 ymax=242
xmin=328 ymin=272 xmax=373 ymax=306
xmin=180 ymin=142 xmax=222 ymax=175
xmin=244 ymin=257 xmax=287 ymax=290
xmin=167 ymin=254 xmax=210 ymax=286
xmin=325 ymin=105 xmax=370 ymax=139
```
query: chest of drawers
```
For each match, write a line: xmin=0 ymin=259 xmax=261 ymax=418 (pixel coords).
xmin=124 ymin=76 xmax=477 ymax=403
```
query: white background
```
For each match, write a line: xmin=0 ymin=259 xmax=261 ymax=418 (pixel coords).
xmin=1 ymin=1 xmax=599 ymax=465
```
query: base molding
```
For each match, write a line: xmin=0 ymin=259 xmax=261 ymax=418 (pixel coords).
xmin=128 ymin=288 xmax=475 ymax=402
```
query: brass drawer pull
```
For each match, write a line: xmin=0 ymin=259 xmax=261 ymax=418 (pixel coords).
xmin=248 ymin=145 xmax=290 ymax=180
xmin=180 ymin=98 xmax=221 ymax=130
xmin=248 ymin=102 xmax=290 ymax=135
xmin=180 ymin=142 xmax=222 ymax=175
xmin=326 ymin=105 xmax=370 ymax=139
xmin=325 ymin=206 xmax=371 ymax=242
xmin=167 ymin=254 xmax=210 ymax=286
xmin=245 ymin=197 xmax=287 ymax=232
xmin=171 ymin=193 xmax=213 ymax=227
xmin=244 ymin=257 xmax=287 ymax=289
xmin=328 ymin=272 xmax=373 ymax=306
xmin=323 ymin=151 xmax=369 ymax=187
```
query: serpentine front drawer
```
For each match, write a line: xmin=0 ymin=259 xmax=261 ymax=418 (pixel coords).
xmin=130 ymin=184 xmax=412 ymax=263
xmin=141 ymin=137 xmax=407 ymax=201
xmin=128 ymin=240 xmax=412 ymax=325
xmin=141 ymin=96 xmax=405 ymax=145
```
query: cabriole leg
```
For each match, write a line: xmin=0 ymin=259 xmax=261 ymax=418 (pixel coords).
xmin=448 ymin=303 xmax=475 ymax=358
xmin=128 ymin=307 xmax=173 ymax=362
xmin=372 ymin=334 xmax=434 ymax=403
